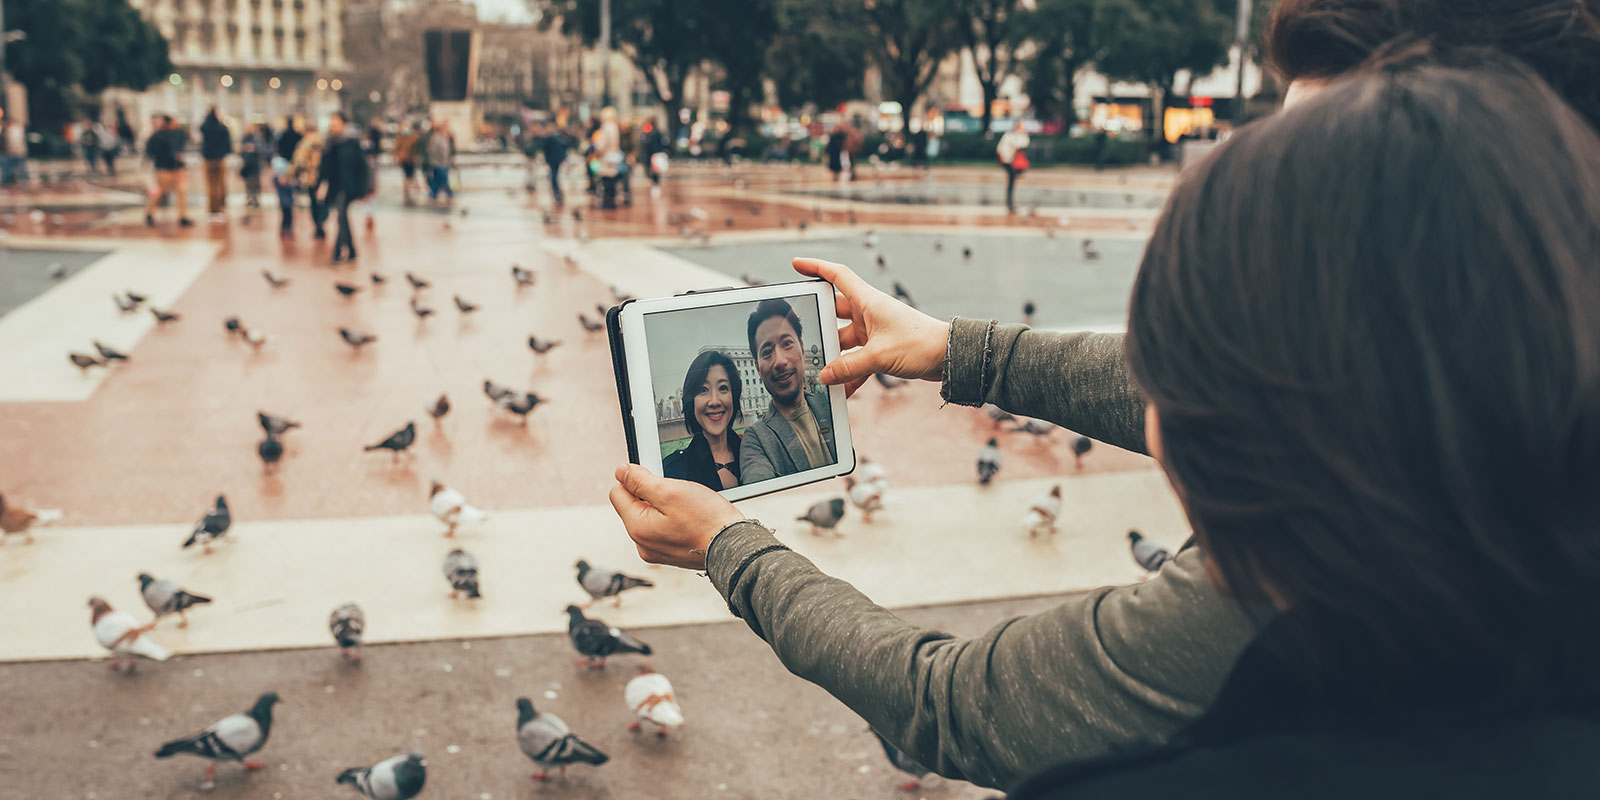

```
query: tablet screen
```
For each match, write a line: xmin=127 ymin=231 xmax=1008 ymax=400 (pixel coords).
xmin=642 ymin=293 xmax=838 ymax=493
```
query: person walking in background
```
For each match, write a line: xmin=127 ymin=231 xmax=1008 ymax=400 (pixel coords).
xmin=93 ymin=118 xmax=117 ymax=176
xmin=199 ymin=108 xmax=232 ymax=222
xmin=1 ymin=112 xmax=29 ymax=187
xmin=116 ymin=107 xmax=136 ymax=155
xmin=426 ymin=119 xmax=455 ymax=206
xmin=640 ymin=118 xmax=668 ymax=199
xmin=996 ymin=123 xmax=1031 ymax=214
xmin=843 ymin=121 xmax=863 ymax=181
xmin=79 ymin=120 xmax=102 ymax=175
xmin=393 ymin=122 xmax=420 ymax=206
xmin=274 ymin=118 xmax=304 ymax=240
xmin=825 ymin=123 xmax=845 ymax=183
xmin=143 ymin=116 xmax=193 ymax=228
xmin=237 ymin=123 xmax=266 ymax=212
xmin=361 ymin=117 xmax=382 ymax=231
xmin=541 ymin=122 xmax=569 ymax=207
xmin=316 ymin=111 xmax=369 ymax=264
xmin=290 ymin=126 xmax=326 ymax=240
xmin=595 ymin=107 xmax=623 ymax=210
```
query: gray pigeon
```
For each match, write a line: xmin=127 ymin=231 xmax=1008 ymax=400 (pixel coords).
xmin=1009 ymin=417 xmax=1057 ymax=438
xmin=337 ymin=751 xmax=426 ymax=800
xmin=364 ymin=422 xmax=416 ymax=462
xmin=257 ymin=411 xmax=301 ymax=437
xmin=442 ymin=548 xmax=481 ymax=599
xmin=139 ymin=572 xmax=212 ymax=628
xmin=1128 ymin=530 xmax=1172 ymax=572
xmin=258 ymin=433 xmax=283 ymax=473
xmin=977 ymin=438 xmax=1003 ymax=485
xmin=516 ymin=698 xmax=608 ymax=781
xmin=1072 ymin=436 xmax=1093 ymax=469
xmin=797 ymin=498 xmax=846 ymax=536
xmin=329 ymin=603 xmax=365 ymax=661
xmin=574 ymin=560 xmax=654 ymax=608
xmin=984 ymin=404 xmax=1016 ymax=427
xmin=155 ymin=692 xmax=279 ymax=789
xmin=875 ymin=732 xmax=933 ymax=792
xmin=566 ymin=605 xmax=651 ymax=668
xmin=183 ymin=495 xmax=231 ymax=553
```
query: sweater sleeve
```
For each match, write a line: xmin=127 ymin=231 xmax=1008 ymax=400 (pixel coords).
xmin=706 ymin=523 xmax=1259 ymax=789
xmin=941 ymin=317 xmax=1148 ymax=455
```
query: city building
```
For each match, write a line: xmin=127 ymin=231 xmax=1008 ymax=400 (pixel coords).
xmin=111 ymin=0 xmax=350 ymax=130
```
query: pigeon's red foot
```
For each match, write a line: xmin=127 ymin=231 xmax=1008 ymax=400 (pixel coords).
xmin=656 ymin=728 xmax=670 ymax=739
xmin=531 ymin=772 xmax=549 ymax=782
xmin=898 ymin=780 xmax=922 ymax=792
xmin=243 ymin=760 xmax=264 ymax=771
xmin=178 ymin=618 xmax=189 ymax=629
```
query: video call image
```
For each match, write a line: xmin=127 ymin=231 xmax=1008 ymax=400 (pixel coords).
xmin=644 ymin=295 xmax=837 ymax=492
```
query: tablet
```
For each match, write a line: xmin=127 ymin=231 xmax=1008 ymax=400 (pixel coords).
xmin=608 ymin=280 xmax=855 ymax=502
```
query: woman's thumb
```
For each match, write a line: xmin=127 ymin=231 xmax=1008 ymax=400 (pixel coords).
xmin=614 ymin=464 xmax=666 ymax=503
xmin=820 ymin=349 xmax=876 ymax=385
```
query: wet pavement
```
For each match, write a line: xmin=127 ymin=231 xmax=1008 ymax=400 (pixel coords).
xmin=0 ymin=246 xmax=110 ymax=317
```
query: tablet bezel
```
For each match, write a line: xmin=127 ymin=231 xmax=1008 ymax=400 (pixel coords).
xmin=617 ymin=279 xmax=855 ymax=502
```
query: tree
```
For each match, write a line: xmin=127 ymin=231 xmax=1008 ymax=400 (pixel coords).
xmin=955 ymin=0 xmax=1026 ymax=133
xmin=3 ymin=0 xmax=169 ymax=132
xmin=861 ymin=0 xmax=963 ymax=134
xmin=536 ymin=0 xmax=710 ymax=131
xmin=767 ymin=0 xmax=868 ymax=112
xmin=1020 ymin=0 xmax=1100 ymax=127
xmin=1093 ymin=0 xmax=1234 ymax=135
xmin=696 ymin=0 xmax=780 ymax=136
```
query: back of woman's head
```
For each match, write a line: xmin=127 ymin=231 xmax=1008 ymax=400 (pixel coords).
xmin=1126 ymin=56 xmax=1600 ymax=694
xmin=1266 ymin=0 xmax=1600 ymax=130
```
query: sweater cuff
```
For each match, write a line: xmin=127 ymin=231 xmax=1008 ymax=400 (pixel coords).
xmin=707 ymin=522 xmax=786 ymax=604
xmin=941 ymin=316 xmax=998 ymax=407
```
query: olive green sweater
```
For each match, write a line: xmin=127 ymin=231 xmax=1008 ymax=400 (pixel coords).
xmin=704 ymin=318 xmax=1261 ymax=789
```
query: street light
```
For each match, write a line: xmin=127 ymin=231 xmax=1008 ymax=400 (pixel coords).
xmin=317 ymin=78 xmax=328 ymax=91
xmin=330 ymin=79 xmax=342 ymax=91
xmin=220 ymin=74 xmax=234 ymax=88
xmin=269 ymin=77 xmax=281 ymax=89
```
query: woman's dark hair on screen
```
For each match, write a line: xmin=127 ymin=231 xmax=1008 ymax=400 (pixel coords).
xmin=1264 ymin=0 xmax=1600 ymax=130
xmin=1124 ymin=56 xmax=1600 ymax=702
xmin=680 ymin=349 xmax=743 ymax=437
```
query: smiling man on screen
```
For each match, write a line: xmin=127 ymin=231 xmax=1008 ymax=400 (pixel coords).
xmin=739 ymin=299 xmax=836 ymax=481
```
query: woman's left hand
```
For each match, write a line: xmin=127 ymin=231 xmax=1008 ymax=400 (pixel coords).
xmin=609 ymin=464 xmax=746 ymax=570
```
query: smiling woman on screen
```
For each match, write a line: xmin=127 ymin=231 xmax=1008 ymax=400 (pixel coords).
xmin=662 ymin=350 xmax=745 ymax=491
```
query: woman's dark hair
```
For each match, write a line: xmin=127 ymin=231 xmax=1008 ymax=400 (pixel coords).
xmin=681 ymin=350 xmax=743 ymax=437
xmin=1125 ymin=58 xmax=1600 ymax=697
xmin=1265 ymin=0 xmax=1600 ymax=130
xmin=746 ymin=298 xmax=803 ymax=357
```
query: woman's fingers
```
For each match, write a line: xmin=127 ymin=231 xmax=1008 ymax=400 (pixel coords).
xmin=819 ymin=348 xmax=879 ymax=386
xmin=793 ymin=257 xmax=876 ymax=302
xmin=838 ymin=321 xmax=865 ymax=351
xmin=834 ymin=287 xmax=854 ymax=320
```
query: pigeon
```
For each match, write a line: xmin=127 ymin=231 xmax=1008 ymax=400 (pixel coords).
xmin=797 ymin=220 xmax=809 ymax=233
xmin=337 ymin=751 xmax=427 ymax=800
xmin=258 ymin=433 xmax=284 ymax=472
xmin=370 ymin=272 xmax=386 ymax=285
xmin=1082 ymin=238 xmax=1101 ymax=261
xmin=501 ymin=391 xmax=545 ymax=424
xmin=410 ymin=297 xmax=434 ymax=319
xmin=224 ymin=316 xmax=242 ymax=335
xmin=405 ymin=272 xmax=430 ymax=290
xmin=574 ymin=559 xmax=654 ymax=608
xmin=48 ymin=262 xmax=66 ymax=280
xmin=139 ymin=572 xmax=212 ymax=628
xmin=442 ymin=548 xmax=482 ymax=599
xmin=262 ymin=270 xmax=289 ymax=289
xmin=89 ymin=596 xmax=169 ymax=670
xmin=429 ymin=481 xmax=486 ymax=537
xmin=93 ymin=341 xmax=129 ymax=362
xmin=595 ymin=303 xmax=611 ymax=320
xmin=483 ymin=379 xmax=515 ymax=406
xmin=155 ymin=692 xmax=280 ymax=789
xmin=453 ymin=294 xmax=479 ymax=314
xmin=566 ymin=605 xmax=652 ymax=668
xmin=796 ymin=497 xmax=846 ymax=537
xmin=1022 ymin=485 xmax=1062 ymax=538
xmin=863 ymin=230 xmax=878 ymax=248
xmin=516 ymin=698 xmax=609 ymax=781
xmin=0 ymin=493 xmax=63 ymax=545
xmin=876 ymin=253 xmax=887 ymax=270
xmin=151 ymin=307 xmax=181 ymax=324
xmin=184 ymin=495 xmax=231 ymax=553
xmin=340 ymin=327 xmax=377 ymax=350
xmin=257 ymin=411 xmax=301 ymax=437
xmin=114 ymin=292 xmax=141 ymax=313
xmin=240 ymin=327 xmax=269 ymax=351
xmin=892 ymin=281 xmax=916 ymax=308
xmin=933 ymin=237 xmax=944 ymax=252
xmin=724 ymin=216 xmax=735 ymax=228
xmin=1010 ymin=417 xmax=1057 ymax=438
xmin=1129 ymin=530 xmax=1172 ymax=572
xmin=1023 ymin=300 xmax=1036 ymax=324
xmin=625 ymin=664 xmax=684 ymax=737
xmin=572 ymin=208 xmax=584 ymax=222
xmin=977 ymin=438 xmax=1003 ymax=485
xmin=874 ymin=372 xmax=907 ymax=391
xmin=330 ymin=602 xmax=365 ymax=661
xmin=69 ymin=352 xmax=106 ymax=372
xmin=857 ymin=458 xmax=889 ymax=490
xmin=511 ymin=265 xmax=536 ymax=286
xmin=875 ymin=731 xmax=933 ymax=792
xmin=962 ymin=246 xmax=973 ymax=260
xmin=425 ymin=393 xmax=450 ymax=425
xmin=529 ymin=336 xmax=562 ymax=355
xmin=562 ymin=254 xmax=579 ymax=270
xmin=578 ymin=313 xmax=604 ymax=333
xmin=1072 ymin=436 xmax=1094 ymax=470
xmin=983 ymin=404 xmax=1016 ymax=427
xmin=364 ymin=422 xmax=416 ymax=462
xmin=844 ymin=476 xmax=884 ymax=523
xmin=335 ymin=282 xmax=360 ymax=298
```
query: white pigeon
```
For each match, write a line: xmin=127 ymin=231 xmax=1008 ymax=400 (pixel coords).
xmin=624 ymin=664 xmax=684 ymax=736
xmin=428 ymin=480 xmax=486 ymax=537
xmin=1022 ymin=485 xmax=1063 ymax=537
xmin=845 ymin=476 xmax=885 ymax=523
xmin=0 ymin=494 xmax=63 ymax=545
xmin=89 ymin=596 xmax=170 ymax=670
xmin=857 ymin=458 xmax=889 ymax=490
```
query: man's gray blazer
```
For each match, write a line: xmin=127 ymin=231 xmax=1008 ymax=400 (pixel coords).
xmin=738 ymin=388 xmax=837 ymax=482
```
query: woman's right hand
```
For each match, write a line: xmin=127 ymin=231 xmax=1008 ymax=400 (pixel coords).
xmin=793 ymin=257 xmax=950 ymax=397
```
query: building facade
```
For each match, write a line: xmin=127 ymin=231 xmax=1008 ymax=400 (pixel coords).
xmin=111 ymin=0 xmax=349 ymax=130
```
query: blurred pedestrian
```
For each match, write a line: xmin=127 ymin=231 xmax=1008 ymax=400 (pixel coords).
xmin=238 ymin=123 xmax=267 ymax=210
xmin=640 ymin=118 xmax=669 ymax=199
xmin=426 ymin=119 xmax=455 ymax=205
xmin=291 ymin=127 xmax=327 ymax=239
xmin=275 ymin=118 xmax=305 ymax=239
xmin=996 ymin=123 xmax=1030 ymax=213
xmin=393 ymin=121 xmax=421 ymax=206
xmin=143 ymin=115 xmax=193 ymax=227
xmin=116 ymin=107 xmax=136 ymax=154
xmin=199 ymin=108 xmax=233 ymax=221
xmin=1 ymin=112 xmax=28 ymax=187
xmin=541 ymin=123 xmax=569 ymax=207
xmin=94 ymin=119 xmax=118 ymax=176
xmin=596 ymin=107 xmax=624 ymax=210
xmin=361 ymin=117 xmax=383 ymax=230
xmin=79 ymin=119 xmax=102 ymax=175
xmin=826 ymin=123 xmax=845 ymax=183
xmin=316 ymin=111 xmax=368 ymax=264
xmin=844 ymin=121 xmax=863 ymax=181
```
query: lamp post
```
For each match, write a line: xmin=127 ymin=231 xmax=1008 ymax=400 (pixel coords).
xmin=599 ymin=0 xmax=611 ymax=107
xmin=1234 ymin=0 xmax=1252 ymax=121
